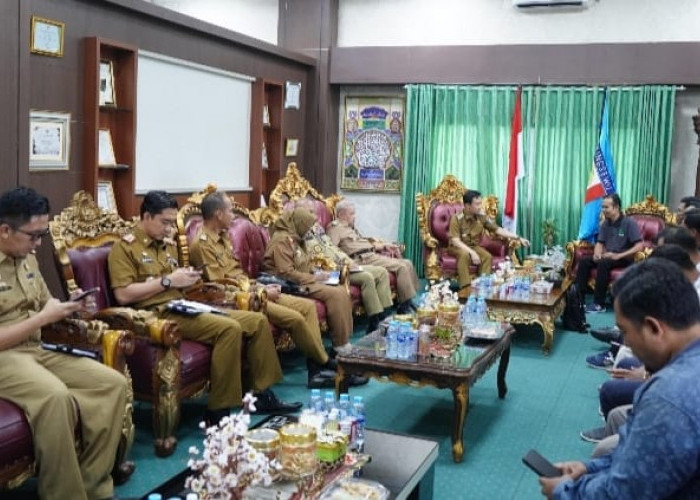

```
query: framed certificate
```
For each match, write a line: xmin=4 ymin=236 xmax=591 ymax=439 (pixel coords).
xmin=99 ymin=60 xmax=116 ymax=106
xmin=30 ymin=16 xmax=65 ymax=57
xmin=285 ymin=138 xmax=299 ymax=157
xmin=97 ymin=180 xmax=117 ymax=213
xmin=284 ymin=81 xmax=301 ymax=109
xmin=98 ymin=129 xmax=117 ymax=166
xmin=29 ymin=110 xmax=70 ymax=170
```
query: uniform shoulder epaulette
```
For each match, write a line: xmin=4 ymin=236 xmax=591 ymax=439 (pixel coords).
xmin=122 ymin=233 xmax=136 ymax=243
xmin=199 ymin=233 xmax=208 ymax=241
xmin=163 ymin=237 xmax=176 ymax=246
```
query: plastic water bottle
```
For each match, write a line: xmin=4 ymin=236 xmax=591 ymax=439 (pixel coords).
xmin=522 ymin=276 xmax=531 ymax=299
xmin=386 ymin=320 xmax=398 ymax=359
xmin=476 ymin=297 xmax=486 ymax=326
xmin=406 ymin=327 xmax=417 ymax=359
xmin=309 ymin=389 xmax=322 ymax=413
xmin=323 ymin=390 xmax=335 ymax=414
xmin=396 ymin=326 xmax=407 ymax=360
xmin=467 ymin=294 xmax=477 ymax=324
xmin=352 ymin=396 xmax=366 ymax=453
xmin=338 ymin=393 xmax=351 ymax=420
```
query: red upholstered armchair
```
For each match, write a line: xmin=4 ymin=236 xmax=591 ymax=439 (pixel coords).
xmin=416 ymin=175 xmax=519 ymax=281
xmin=0 ymin=319 xmax=134 ymax=490
xmin=565 ymin=195 xmax=675 ymax=287
xmin=50 ymin=191 xmax=208 ymax=458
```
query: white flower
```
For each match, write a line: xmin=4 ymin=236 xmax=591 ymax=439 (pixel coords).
xmin=242 ymin=392 xmax=257 ymax=413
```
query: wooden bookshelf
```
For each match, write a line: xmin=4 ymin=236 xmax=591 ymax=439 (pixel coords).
xmin=250 ymin=79 xmax=283 ymax=208
xmin=83 ymin=37 xmax=137 ymax=217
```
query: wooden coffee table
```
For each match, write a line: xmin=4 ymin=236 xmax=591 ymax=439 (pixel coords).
xmin=335 ymin=326 xmax=514 ymax=463
xmin=485 ymin=281 xmax=570 ymax=354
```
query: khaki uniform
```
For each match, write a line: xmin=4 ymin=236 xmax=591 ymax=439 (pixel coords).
xmin=326 ymin=220 xmax=418 ymax=302
xmin=108 ymin=226 xmax=282 ymax=410
xmin=0 ymin=250 xmax=127 ymax=500
xmin=189 ymin=226 xmax=327 ymax=364
xmin=263 ymin=222 xmax=353 ymax=348
xmin=303 ymin=226 xmax=392 ymax=315
xmin=447 ymin=211 xmax=498 ymax=287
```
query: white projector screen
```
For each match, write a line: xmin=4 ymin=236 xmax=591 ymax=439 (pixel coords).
xmin=136 ymin=50 xmax=253 ymax=193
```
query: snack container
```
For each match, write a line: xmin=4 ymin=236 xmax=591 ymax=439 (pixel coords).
xmin=244 ymin=428 xmax=280 ymax=461
xmin=319 ymin=478 xmax=390 ymax=500
xmin=279 ymin=424 xmax=317 ymax=478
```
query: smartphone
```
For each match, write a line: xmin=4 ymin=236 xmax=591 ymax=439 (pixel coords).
xmin=194 ymin=264 xmax=207 ymax=271
xmin=71 ymin=287 xmax=100 ymax=302
xmin=522 ymin=449 xmax=562 ymax=477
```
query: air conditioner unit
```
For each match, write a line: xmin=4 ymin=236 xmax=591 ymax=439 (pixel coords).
xmin=513 ymin=0 xmax=590 ymax=10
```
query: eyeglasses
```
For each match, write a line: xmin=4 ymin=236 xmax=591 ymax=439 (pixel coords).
xmin=15 ymin=227 xmax=50 ymax=241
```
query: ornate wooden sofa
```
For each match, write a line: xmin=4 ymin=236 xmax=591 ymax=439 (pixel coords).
xmin=565 ymin=195 xmax=675 ymax=287
xmin=176 ymin=184 xmax=301 ymax=348
xmin=50 ymin=191 xmax=210 ymax=457
xmin=0 ymin=318 xmax=134 ymax=490
xmin=256 ymin=163 xmax=397 ymax=313
xmin=416 ymin=175 xmax=519 ymax=281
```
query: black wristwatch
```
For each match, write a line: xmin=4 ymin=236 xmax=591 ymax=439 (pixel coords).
xmin=160 ymin=276 xmax=172 ymax=289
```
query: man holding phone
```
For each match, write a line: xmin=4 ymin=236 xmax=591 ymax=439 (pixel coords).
xmin=538 ymin=259 xmax=700 ymax=498
xmin=0 ymin=187 xmax=127 ymax=500
xmin=108 ymin=191 xmax=301 ymax=425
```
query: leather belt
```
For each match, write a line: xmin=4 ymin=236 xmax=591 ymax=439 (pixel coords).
xmin=351 ymin=251 xmax=374 ymax=259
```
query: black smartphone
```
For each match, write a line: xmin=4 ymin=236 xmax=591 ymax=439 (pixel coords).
xmin=71 ymin=287 xmax=100 ymax=302
xmin=522 ymin=449 xmax=562 ymax=477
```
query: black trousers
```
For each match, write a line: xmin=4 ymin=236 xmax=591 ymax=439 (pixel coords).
xmin=575 ymin=256 xmax=631 ymax=306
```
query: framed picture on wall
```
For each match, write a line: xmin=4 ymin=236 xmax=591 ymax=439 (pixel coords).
xmin=284 ymin=81 xmax=301 ymax=109
xmin=30 ymin=16 xmax=65 ymax=57
xmin=29 ymin=110 xmax=70 ymax=170
xmin=98 ymin=129 xmax=117 ymax=166
xmin=99 ymin=60 xmax=116 ymax=106
xmin=285 ymin=138 xmax=299 ymax=157
xmin=97 ymin=180 xmax=117 ymax=213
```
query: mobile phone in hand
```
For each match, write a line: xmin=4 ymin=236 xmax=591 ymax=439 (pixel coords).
xmin=71 ymin=287 xmax=100 ymax=302
xmin=522 ymin=449 xmax=562 ymax=477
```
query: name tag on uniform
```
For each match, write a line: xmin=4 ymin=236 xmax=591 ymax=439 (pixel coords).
xmin=141 ymin=254 xmax=154 ymax=264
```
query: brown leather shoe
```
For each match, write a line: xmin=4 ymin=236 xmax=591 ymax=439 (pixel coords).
xmin=458 ymin=286 xmax=471 ymax=301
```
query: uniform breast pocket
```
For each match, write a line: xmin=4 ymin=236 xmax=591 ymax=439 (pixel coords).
xmin=137 ymin=263 xmax=159 ymax=281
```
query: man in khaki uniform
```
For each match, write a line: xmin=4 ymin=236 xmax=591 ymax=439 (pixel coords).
xmin=294 ymin=199 xmax=392 ymax=333
xmin=327 ymin=200 xmax=419 ymax=314
xmin=189 ymin=192 xmax=336 ymax=388
xmin=0 ymin=187 xmax=127 ymax=500
xmin=108 ymin=191 xmax=301 ymax=424
xmin=449 ymin=189 xmax=529 ymax=298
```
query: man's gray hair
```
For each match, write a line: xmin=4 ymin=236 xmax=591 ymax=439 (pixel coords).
xmin=294 ymin=198 xmax=315 ymax=210
xmin=336 ymin=200 xmax=355 ymax=216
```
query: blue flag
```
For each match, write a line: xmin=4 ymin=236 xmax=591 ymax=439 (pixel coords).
xmin=578 ymin=91 xmax=617 ymax=241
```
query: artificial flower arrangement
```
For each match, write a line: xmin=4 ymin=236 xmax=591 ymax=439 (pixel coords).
xmin=186 ymin=394 xmax=280 ymax=499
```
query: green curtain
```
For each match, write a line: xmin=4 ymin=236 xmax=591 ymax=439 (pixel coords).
xmin=401 ymin=84 xmax=676 ymax=275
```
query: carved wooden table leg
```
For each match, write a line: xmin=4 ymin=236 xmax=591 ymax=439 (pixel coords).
xmin=538 ymin=313 xmax=555 ymax=355
xmin=497 ymin=346 xmax=511 ymax=399
xmin=451 ymin=381 xmax=469 ymax=463
xmin=335 ymin=364 xmax=349 ymax=397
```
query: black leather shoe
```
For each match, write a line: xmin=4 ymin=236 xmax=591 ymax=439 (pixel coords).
xmin=348 ymin=374 xmax=369 ymax=386
xmin=111 ymin=460 xmax=135 ymax=486
xmin=307 ymin=372 xmax=336 ymax=389
xmin=396 ymin=300 xmax=416 ymax=315
xmin=204 ymin=408 xmax=230 ymax=427
xmin=366 ymin=313 xmax=382 ymax=334
xmin=590 ymin=326 xmax=623 ymax=345
xmin=253 ymin=389 xmax=303 ymax=414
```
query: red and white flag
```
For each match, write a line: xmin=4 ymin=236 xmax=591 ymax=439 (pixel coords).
xmin=503 ymin=87 xmax=523 ymax=234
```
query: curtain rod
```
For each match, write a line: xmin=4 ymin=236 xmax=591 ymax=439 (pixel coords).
xmin=404 ymin=84 xmax=686 ymax=91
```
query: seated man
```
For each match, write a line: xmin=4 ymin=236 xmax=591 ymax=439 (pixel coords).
xmin=574 ymin=194 xmax=643 ymax=313
xmin=448 ymin=189 xmax=529 ymax=299
xmin=188 ymin=191 xmax=336 ymax=389
xmin=0 ymin=187 xmax=127 ymax=500
xmin=326 ymin=200 xmax=419 ymax=314
xmin=675 ymin=195 xmax=700 ymax=226
xmin=539 ymin=258 xmax=700 ymax=499
xmin=108 ymin=191 xmax=301 ymax=424
xmin=294 ymin=199 xmax=392 ymax=334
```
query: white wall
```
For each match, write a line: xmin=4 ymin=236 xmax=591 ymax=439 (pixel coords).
xmin=146 ymin=0 xmax=278 ymax=45
xmin=338 ymin=0 xmax=700 ymax=47
xmin=670 ymin=88 xmax=700 ymax=209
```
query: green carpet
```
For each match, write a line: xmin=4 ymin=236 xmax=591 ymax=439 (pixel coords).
xmin=8 ymin=309 xmax=618 ymax=499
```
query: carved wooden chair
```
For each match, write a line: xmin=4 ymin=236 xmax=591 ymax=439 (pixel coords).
xmin=416 ymin=175 xmax=519 ymax=281
xmin=565 ymin=194 xmax=675 ymax=287
xmin=175 ymin=184 xmax=296 ymax=350
xmin=50 ymin=191 xmax=210 ymax=457
xmin=0 ymin=318 xmax=134 ymax=490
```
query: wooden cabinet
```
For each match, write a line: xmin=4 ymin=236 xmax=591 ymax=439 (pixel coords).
xmin=83 ymin=37 xmax=137 ymax=217
xmin=250 ymin=79 xmax=283 ymax=208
